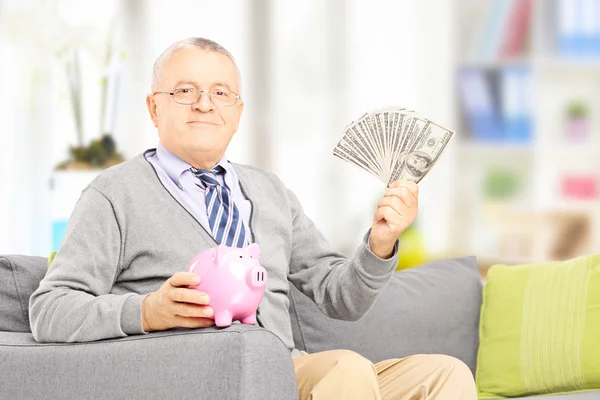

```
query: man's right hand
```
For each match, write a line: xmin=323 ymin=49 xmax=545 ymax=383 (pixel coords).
xmin=142 ymin=272 xmax=214 ymax=332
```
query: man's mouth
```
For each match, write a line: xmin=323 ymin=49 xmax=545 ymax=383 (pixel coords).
xmin=188 ymin=121 xmax=219 ymax=126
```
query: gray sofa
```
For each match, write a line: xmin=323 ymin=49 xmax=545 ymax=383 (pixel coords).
xmin=0 ymin=254 xmax=598 ymax=400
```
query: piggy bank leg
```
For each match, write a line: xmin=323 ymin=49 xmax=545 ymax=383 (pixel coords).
xmin=214 ymin=310 xmax=233 ymax=327
xmin=240 ymin=313 xmax=257 ymax=325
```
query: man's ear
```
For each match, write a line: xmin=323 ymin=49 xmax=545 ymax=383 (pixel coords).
xmin=236 ymin=100 xmax=244 ymax=123
xmin=146 ymin=95 xmax=159 ymax=128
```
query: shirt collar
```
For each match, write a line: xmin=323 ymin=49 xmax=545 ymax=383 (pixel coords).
xmin=155 ymin=142 xmax=232 ymax=187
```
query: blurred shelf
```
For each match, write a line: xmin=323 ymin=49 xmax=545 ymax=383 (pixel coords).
xmin=540 ymin=199 xmax=600 ymax=212
xmin=458 ymin=58 xmax=531 ymax=69
xmin=457 ymin=142 xmax=600 ymax=159
xmin=457 ymin=57 xmax=600 ymax=74
xmin=531 ymin=58 xmax=600 ymax=76
xmin=450 ymin=0 xmax=600 ymax=264
xmin=533 ymin=57 xmax=600 ymax=71
xmin=537 ymin=144 xmax=600 ymax=156
xmin=457 ymin=142 xmax=533 ymax=156
xmin=457 ymin=57 xmax=600 ymax=70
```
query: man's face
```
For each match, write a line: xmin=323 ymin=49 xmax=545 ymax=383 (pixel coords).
xmin=407 ymin=154 xmax=429 ymax=171
xmin=147 ymin=48 xmax=243 ymax=162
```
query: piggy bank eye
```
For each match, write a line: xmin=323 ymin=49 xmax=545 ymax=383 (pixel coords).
xmin=239 ymin=255 xmax=243 ymax=258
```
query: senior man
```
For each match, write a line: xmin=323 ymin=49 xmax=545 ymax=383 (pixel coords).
xmin=30 ymin=37 xmax=476 ymax=399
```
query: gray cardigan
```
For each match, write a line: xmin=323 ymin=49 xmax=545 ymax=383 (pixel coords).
xmin=29 ymin=150 xmax=398 ymax=352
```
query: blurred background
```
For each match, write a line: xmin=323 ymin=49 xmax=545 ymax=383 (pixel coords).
xmin=0 ymin=0 xmax=597 ymax=277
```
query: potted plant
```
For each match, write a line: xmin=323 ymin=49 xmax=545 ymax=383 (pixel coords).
xmin=55 ymin=134 xmax=125 ymax=170
xmin=55 ymin=33 xmax=126 ymax=171
xmin=565 ymin=100 xmax=590 ymax=143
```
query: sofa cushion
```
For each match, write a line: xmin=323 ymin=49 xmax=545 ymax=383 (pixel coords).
xmin=476 ymin=255 xmax=600 ymax=399
xmin=0 ymin=255 xmax=48 ymax=332
xmin=288 ymin=256 xmax=482 ymax=374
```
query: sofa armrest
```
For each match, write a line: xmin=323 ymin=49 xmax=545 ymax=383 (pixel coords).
xmin=0 ymin=324 xmax=298 ymax=400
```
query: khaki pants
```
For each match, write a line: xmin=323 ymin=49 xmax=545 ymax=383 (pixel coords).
xmin=293 ymin=350 xmax=477 ymax=400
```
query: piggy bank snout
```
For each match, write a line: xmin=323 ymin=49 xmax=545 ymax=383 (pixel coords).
xmin=247 ymin=266 xmax=267 ymax=288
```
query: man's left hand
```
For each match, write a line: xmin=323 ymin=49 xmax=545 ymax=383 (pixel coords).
xmin=369 ymin=180 xmax=419 ymax=259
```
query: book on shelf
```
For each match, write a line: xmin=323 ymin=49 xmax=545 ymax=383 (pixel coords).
xmin=458 ymin=67 xmax=501 ymax=141
xmin=457 ymin=65 xmax=532 ymax=143
xmin=561 ymin=174 xmax=599 ymax=200
xmin=499 ymin=0 xmax=534 ymax=59
xmin=500 ymin=65 xmax=531 ymax=142
xmin=468 ymin=0 xmax=600 ymax=61
xmin=557 ymin=0 xmax=600 ymax=58
xmin=470 ymin=0 xmax=533 ymax=62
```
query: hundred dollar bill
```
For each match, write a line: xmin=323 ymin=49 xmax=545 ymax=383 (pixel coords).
xmin=358 ymin=113 xmax=385 ymax=169
xmin=389 ymin=112 xmax=418 ymax=182
xmin=388 ymin=108 xmax=409 ymax=171
xmin=335 ymin=136 xmax=381 ymax=177
xmin=334 ymin=106 xmax=455 ymax=187
xmin=391 ymin=121 xmax=454 ymax=184
xmin=373 ymin=107 xmax=406 ymax=180
xmin=372 ymin=111 xmax=389 ymax=177
xmin=333 ymin=143 xmax=383 ymax=181
xmin=345 ymin=123 xmax=382 ymax=174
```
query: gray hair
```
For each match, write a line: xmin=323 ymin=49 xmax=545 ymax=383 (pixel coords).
xmin=151 ymin=37 xmax=242 ymax=95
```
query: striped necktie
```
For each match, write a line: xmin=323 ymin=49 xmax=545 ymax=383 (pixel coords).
xmin=190 ymin=165 xmax=247 ymax=247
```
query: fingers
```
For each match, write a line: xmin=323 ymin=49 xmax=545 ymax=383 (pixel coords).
xmin=381 ymin=185 xmax=418 ymax=209
xmin=374 ymin=206 xmax=403 ymax=226
xmin=388 ymin=180 xmax=418 ymax=197
xmin=146 ymin=273 xmax=215 ymax=332
xmin=173 ymin=316 xmax=215 ymax=329
xmin=172 ymin=302 xmax=214 ymax=318
xmin=169 ymin=288 xmax=210 ymax=305
xmin=378 ymin=196 xmax=408 ymax=215
xmin=168 ymin=272 xmax=200 ymax=287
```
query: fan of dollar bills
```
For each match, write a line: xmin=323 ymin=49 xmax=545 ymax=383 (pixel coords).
xmin=333 ymin=107 xmax=455 ymax=186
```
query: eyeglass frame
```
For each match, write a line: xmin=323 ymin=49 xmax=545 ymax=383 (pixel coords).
xmin=152 ymin=88 xmax=241 ymax=107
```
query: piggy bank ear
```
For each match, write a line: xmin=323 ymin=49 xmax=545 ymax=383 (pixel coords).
xmin=247 ymin=243 xmax=260 ymax=262
xmin=213 ymin=245 xmax=226 ymax=265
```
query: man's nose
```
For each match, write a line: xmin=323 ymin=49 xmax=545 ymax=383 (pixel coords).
xmin=192 ymin=91 xmax=214 ymax=112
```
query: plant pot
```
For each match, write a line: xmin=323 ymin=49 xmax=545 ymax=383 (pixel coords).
xmin=565 ymin=117 xmax=589 ymax=143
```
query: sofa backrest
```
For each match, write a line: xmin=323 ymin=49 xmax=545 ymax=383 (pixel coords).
xmin=287 ymin=256 xmax=483 ymax=375
xmin=0 ymin=255 xmax=48 ymax=332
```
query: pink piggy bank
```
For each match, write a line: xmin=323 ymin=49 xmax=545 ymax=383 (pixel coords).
xmin=186 ymin=243 xmax=267 ymax=327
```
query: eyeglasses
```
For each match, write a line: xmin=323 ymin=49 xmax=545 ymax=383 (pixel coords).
xmin=153 ymin=88 xmax=240 ymax=107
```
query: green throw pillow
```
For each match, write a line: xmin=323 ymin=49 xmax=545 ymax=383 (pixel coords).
xmin=476 ymin=254 xmax=600 ymax=399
